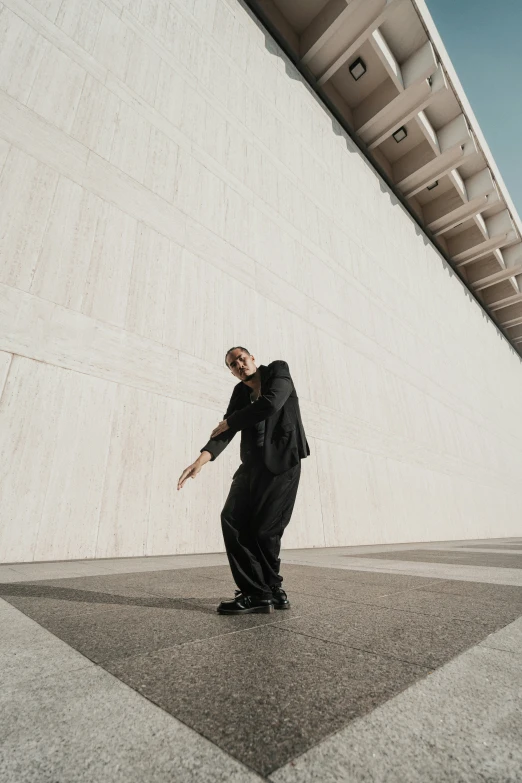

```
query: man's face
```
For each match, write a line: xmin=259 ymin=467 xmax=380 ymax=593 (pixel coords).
xmin=226 ymin=350 xmax=257 ymax=381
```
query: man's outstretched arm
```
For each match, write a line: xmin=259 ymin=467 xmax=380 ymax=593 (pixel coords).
xmin=226 ymin=360 xmax=293 ymax=432
xmin=177 ymin=387 xmax=240 ymax=489
xmin=199 ymin=385 xmax=240 ymax=462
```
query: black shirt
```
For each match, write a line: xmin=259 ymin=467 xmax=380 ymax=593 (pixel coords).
xmin=242 ymin=390 xmax=265 ymax=462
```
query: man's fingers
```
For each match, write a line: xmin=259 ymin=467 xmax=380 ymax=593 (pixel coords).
xmin=177 ymin=467 xmax=192 ymax=490
xmin=178 ymin=463 xmax=202 ymax=489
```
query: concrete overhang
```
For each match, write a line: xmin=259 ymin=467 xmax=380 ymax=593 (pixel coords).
xmin=247 ymin=0 xmax=522 ymax=357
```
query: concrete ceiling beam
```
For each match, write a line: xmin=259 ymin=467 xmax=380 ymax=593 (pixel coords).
xmin=483 ymin=292 xmax=522 ymax=313
xmin=359 ymin=67 xmax=447 ymax=149
xmin=416 ymin=110 xmax=439 ymax=153
xmin=426 ymin=168 xmax=499 ymax=234
xmin=507 ymin=325 xmax=522 ymax=340
xmin=395 ymin=114 xmax=477 ymax=198
xmin=471 ymin=264 xmax=522 ymax=291
xmin=429 ymin=196 xmax=489 ymax=236
xmin=453 ymin=236 xmax=508 ymax=267
xmin=501 ymin=315 xmax=522 ymax=329
xmin=314 ymin=0 xmax=404 ymax=85
xmin=299 ymin=0 xmax=369 ymax=65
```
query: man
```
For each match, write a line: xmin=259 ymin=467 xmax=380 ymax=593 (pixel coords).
xmin=177 ymin=347 xmax=310 ymax=615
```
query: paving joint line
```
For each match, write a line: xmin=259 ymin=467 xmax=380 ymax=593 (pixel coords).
xmin=271 ymin=621 xmax=458 ymax=671
xmin=286 ymin=588 xmax=520 ymax=627
xmin=93 ymin=613 xmax=308 ymax=665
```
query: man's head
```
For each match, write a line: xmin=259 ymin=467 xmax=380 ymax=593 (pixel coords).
xmin=225 ymin=346 xmax=257 ymax=381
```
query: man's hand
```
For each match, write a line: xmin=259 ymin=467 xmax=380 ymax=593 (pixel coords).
xmin=177 ymin=451 xmax=212 ymax=490
xmin=210 ymin=419 xmax=230 ymax=439
xmin=177 ymin=460 xmax=203 ymax=490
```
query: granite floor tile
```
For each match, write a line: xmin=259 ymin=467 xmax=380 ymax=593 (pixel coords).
xmin=0 ymin=580 xmax=179 ymax=623
xmin=114 ymin=575 xmax=239 ymax=600
xmin=283 ymin=577 xmax=428 ymax=605
xmin=3 ymin=568 xmax=98 ymax=582
xmin=0 ymin=606 xmax=90 ymax=688
xmin=370 ymin=588 xmax=522 ymax=627
xmin=0 ymin=665 xmax=264 ymax=783
xmin=183 ymin=565 xmax=237 ymax=580
xmin=270 ymin=643 xmax=522 ymax=783
xmin=1 ymin=569 xmax=239 ymax=602
xmin=0 ymin=604 xmax=70 ymax=647
xmin=347 ymin=550 xmax=522 ymax=569
xmin=36 ymin=568 xmax=232 ymax=592
xmin=0 ymin=568 xmax=27 ymax=583
xmin=0 ymin=596 xmax=18 ymax=612
xmin=66 ymin=568 xmax=239 ymax=595
xmin=180 ymin=573 xmax=415 ymax=606
xmin=479 ymin=618 xmax=522 ymax=656
xmin=272 ymin=603 xmax=498 ymax=668
xmin=307 ymin=559 xmax=522 ymax=587
xmin=279 ymin=564 xmax=438 ymax=589
xmin=419 ymin=579 xmax=522 ymax=608
xmin=16 ymin=598 xmax=291 ymax=664
xmin=1 ymin=633 xmax=90 ymax=689
xmin=6 ymin=561 xmax=109 ymax=581
xmin=456 ymin=543 xmax=522 ymax=550
xmin=104 ymin=624 xmax=428 ymax=776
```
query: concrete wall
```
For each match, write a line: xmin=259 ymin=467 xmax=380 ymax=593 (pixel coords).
xmin=1 ymin=0 xmax=521 ymax=563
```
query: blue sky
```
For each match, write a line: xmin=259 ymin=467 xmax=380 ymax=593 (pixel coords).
xmin=425 ymin=0 xmax=522 ymax=217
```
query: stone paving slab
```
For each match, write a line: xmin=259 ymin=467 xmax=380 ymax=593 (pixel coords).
xmin=289 ymin=578 xmax=424 ymax=604
xmin=347 ymin=549 xmax=522 ymax=569
xmin=282 ymin=540 xmax=522 ymax=556
xmin=280 ymin=563 xmax=443 ymax=589
xmin=273 ymin=602 xmax=497 ymax=668
xmin=0 ymin=555 xmax=231 ymax=583
xmin=369 ymin=587 xmax=522 ymax=626
xmin=416 ymin=578 xmax=522 ymax=608
xmin=0 ymin=580 xmax=173 ymax=622
xmin=105 ymin=624 xmax=428 ymax=777
xmin=282 ymin=554 xmax=522 ymax=585
xmin=270 ymin=636 xmax=522 ymax=783
xmin=445 ymin=547 xmax=522 ymax=555
xmin=0 ymin=568 xmax=28 ymax=583
xmin=480 ymin=619 xmax=522 ymax=657
xmin=0 ymin=604 xmax=90 ymax=689
xmin=456 ymin=543 xmax=522 ymax=550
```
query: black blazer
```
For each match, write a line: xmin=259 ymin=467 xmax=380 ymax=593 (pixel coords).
xmin=200 ymin=360 xmax=310 ymax=475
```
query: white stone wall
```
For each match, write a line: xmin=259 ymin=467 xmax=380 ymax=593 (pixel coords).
xmin=0 ymin=0 xmax=521 ymax=562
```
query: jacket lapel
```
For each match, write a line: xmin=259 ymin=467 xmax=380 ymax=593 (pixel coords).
xmin=258 ymin=364 xmax=267 ymax=392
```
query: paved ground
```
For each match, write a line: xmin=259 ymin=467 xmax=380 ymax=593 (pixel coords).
xmin=1 ymin=538 xmax=522 ymax=781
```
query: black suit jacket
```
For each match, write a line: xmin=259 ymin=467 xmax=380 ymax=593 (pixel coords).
xmin=200 ymin=360 xmax=310 ymax=475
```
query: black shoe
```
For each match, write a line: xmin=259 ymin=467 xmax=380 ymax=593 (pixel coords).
xmin=218 ymin=593 xmax=274 ymax=614
xmin=270 ymin=585 xmax=290 ymax=610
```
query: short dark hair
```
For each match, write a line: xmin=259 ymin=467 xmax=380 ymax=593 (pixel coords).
xmin=225 ymin=346 xmax=250 ymax=368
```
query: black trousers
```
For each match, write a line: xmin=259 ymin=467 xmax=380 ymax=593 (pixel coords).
xmin=220 ymin=453 xmax=301 ymax=599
